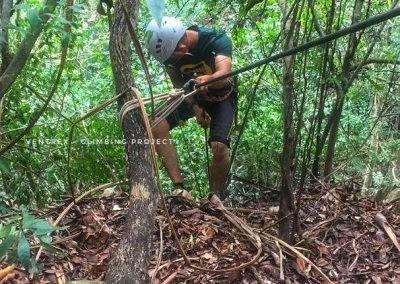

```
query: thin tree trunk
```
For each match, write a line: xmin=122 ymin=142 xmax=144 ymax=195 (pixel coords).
xmin=311 ymin=0 xmax=335 ymax=178
xmin=106 ymin=0 xmax=158 ymax=282
xmin=0 ymin=0 xmax=58 ymax=98
xmin=0 ymin=0 xmax=13 ymax=74
xmin=278 ymin=0 xmax=298 ymax=242
xmin=323 ymin=86 xmax=346 ymax=177
xmin=362 ymin=94 xmax=380 ymax=194
xmin=323 ymin=0 xmax=364 ymax=177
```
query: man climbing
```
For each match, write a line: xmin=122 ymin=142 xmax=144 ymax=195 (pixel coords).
xmin=145 ymin=16 xmax=236 ymax=199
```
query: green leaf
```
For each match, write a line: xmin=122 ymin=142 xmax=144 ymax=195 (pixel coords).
xmin=30 ymin=258 xmax=41 ymax=273
xmin=13 ymin=3 xmax=30 ymax=11
xmin=0 ymin=204 xmax=11 ymax=214
xmin=22 ymin=212 xmax=36 ymax=229
xmin=7 ymin=248 xmax=18 ymax=263
xmin=32 ymin=220 xmax=58 ymax=235
xmin=0 ymin=157 xmax=11 ymax=175
xmin=71 ymin=3 xmax=85 ymax=13
xmin=55 ymin=16 xmax=72 ymax=25
xmin=0 ymin=235 xmax=16 ymax=259
xmin=27 ymin=8 xmax=40 ymax=29
xmin=0 ymin=224 xmax=13 ymax=238
xmin=32 ymin=221 xmax=57 ymax=235
xmin=39 ymin=239 xmax=55 ymax=252
xmin=17 ymin=236 xmax=30 ymax=270
xmin=39 ymin=235 xmax=52 ymax=245
xmin=23 ymin=212 xmax=57 ymax=235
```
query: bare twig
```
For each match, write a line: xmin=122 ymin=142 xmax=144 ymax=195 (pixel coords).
xmin=35 ymin=181 xmax=125 ymax=261
xmin=250 ymin=266 xmax=264 ymax=284
xmin=275 ymin=240 xmax=284 ymax=280
xmin=151 ymin=223 xmax=164 ymax=283
xmin=374 ymin=213 xmax=400 ymax=253
xmin=260 ymin=232 xmax=334 ymax=284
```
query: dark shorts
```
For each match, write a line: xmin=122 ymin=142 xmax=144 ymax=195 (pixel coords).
xmin=165 ymin=93 xmax=236 ymax=147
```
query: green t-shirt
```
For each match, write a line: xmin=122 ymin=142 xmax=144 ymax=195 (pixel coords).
xmin=165 ymin=27 xmax=233 ymax=82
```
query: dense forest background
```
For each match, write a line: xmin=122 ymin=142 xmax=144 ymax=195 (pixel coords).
xmin=1 ymin=0 xmax=399 ymax=206
xmin=0 ymin=0 xmax=400 ymax=281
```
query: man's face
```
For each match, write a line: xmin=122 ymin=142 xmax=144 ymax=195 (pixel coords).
xmin=171 ymin=32 xmax=188 ymax=59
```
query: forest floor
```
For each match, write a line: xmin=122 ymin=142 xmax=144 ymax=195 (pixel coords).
xmin=1 ymin=182 xmax=400 ymax=283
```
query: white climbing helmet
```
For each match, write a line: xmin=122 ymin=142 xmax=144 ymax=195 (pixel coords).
xmin=145 ymin=17 xmax=186 ymax=63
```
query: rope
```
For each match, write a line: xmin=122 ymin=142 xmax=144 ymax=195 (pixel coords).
xmin=119 ymin=89 xmax=179 ymax=126
xmin=197 ymin=7 xmax=400 ymax=88
xmin=229 ymin=64 xmax=267 ymax=171
xmin=152 ymin=89 xmax=198 ymax=128
xmin=119 ymin=7 xmax=400 ymax=134
xmin=119 ymin=87 xmax=264 ymax=274
xmin=119 ymin=88 xmax=199 ymax=129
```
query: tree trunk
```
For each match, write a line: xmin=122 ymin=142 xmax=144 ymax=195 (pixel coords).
xmin=106 ymin=0 xmax=158 ymax=283
xmin=361 ymin=94 xmax=380 ymax=195
xmin=322 ymin=0 xmax=364 ymax=178
xmin=323 ymin=86 xmax=345 ymax=177
xmin=0 ymin=0 xmax=13 ymax=74
xmin=0 ymin=0 xmax=58 ymax=98
xmin=278 ymin=0 xmax=298 ymax=242
xmin=311 ymin=0 xmax=335 ymax=178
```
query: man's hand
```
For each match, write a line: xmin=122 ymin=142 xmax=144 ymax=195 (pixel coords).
xmin=195 ymin=75 xmax=212 ymax=95
xmin=193 ymin=104 xmax=210 ymax=128
xmin=195 ymin=55 xmax=232 ymax=91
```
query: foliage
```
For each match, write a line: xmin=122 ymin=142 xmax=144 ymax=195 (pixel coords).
xmin=0 ymin=0 xmax=399 ymax=208
xmin=0 ymin=197 xmax=60 ymax=272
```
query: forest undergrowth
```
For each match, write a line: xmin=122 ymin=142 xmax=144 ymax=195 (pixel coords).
xmin=0 ymin=180 xmax=399 ymax=283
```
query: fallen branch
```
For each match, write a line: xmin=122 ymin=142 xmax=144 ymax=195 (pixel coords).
xmin=151 ymin=223 xmax=164 ymax=283
xmin=260 ymin=232 xmax=334 ymax=284
xmin=374 ymin=212 xmax=400 ymax=253
xmin=276 ymin=240 xmax=284 ymax=281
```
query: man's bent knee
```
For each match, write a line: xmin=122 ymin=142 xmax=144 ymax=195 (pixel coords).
xmin=210 ymin=141 xmax=229 ymax=160
xmin=152 ymin=119 xmax=170 ymax=138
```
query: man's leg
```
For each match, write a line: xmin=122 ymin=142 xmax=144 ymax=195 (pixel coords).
xmin=152 ymin=119 xmax=184 ymax=184
xmin=206 ymin=95 xmax=236 ymax=199
xmin=210 ymin=141 xmax=230 ymax=199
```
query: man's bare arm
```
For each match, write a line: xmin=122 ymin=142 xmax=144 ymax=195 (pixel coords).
xmin=195 ymin=55 xmax=232 ymax=91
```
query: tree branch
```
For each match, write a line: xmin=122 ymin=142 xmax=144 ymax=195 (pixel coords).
xmin=308 ymin=0 xmax=324 ymax=37
xmin=348 ymin=0 xmax=398 ymax=85
xmin=350 ymin=58 xmax=400 ymax=71
xmin=0 ymin=0 xmax=58 ymax=99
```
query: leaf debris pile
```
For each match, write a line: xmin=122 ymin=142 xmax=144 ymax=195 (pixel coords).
xmin=1 ymin=184 xmax=399 ymax=283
